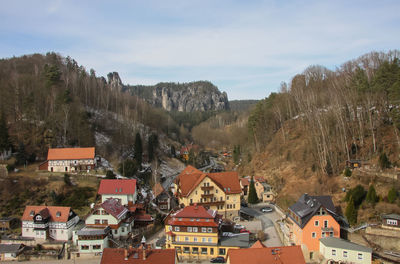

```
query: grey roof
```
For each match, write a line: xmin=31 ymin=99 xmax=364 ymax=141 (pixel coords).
xmin=319 ymin=237 xmax=372 ymax=253
xmin=382 ymin=214 xmax=400 ymax=221
xmin=0 ymin=244 xmax=23 ymax=254
xmin=289 ymin=194 xmax=337 ymax=228
xmin=219 ymin=233 xmax=249 ymax=248
xmin=76 ymin=226 xmax=110 ymax=236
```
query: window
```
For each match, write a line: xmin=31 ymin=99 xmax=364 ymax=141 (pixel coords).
xmin=185 ymin=237 xmax=189 ymax=242
xmin=324 ymin=220 xmax=328 ymax=228
xmin=210 ymin=248 xmax=214 ymax=255
xmin=93 ymin=245 xmax=101 ymax=250
xmin=81 ymin=245 xmax=89 ymax=250
xmin=190 ymin=199 xmax=193 ymax=204
xmin=61 ymin=230 xmax=64 ymax=234
xmin=193 ymin=227 xmax=198 ymax=232
xmin=387 ymin=219 xmax=398 ymax=225
xmin=194 ymin=237 xmax=198 ymax=242
xmin=216 ymin=189 xmax=218 ymax=193
xmin=175 ymin=247 xmax=181 ymax=253
xmin=220 ymin=197 xmax=223 ymax=201
xmin=183 ymin=247 xmax=190 ymax=253
xmin=358 ymin=253 xmax=363 ymax=260
xmin=201 ymin=248 xmax=207 ymax=254
xmin=56 ymin=211 xmax=61 ymax=217
xmin=95 ymin=219 xmax=100 ymax=224
xmin=202 ymin=237 xmax=206 ymax=242
xmin=25 ymin=228 xmax=28 ymax=232
xmin=121 ymin=228 xmax=125 ymax=232
xmin=208 ymin=237 xmax=212 ymax=243
xmin=311 ymin=232 xmax=316 ymax=238
xmin=102 ymin=220 xmax=108 ymax=225
xmin=188 ymin=227 xmax=192 ymax=232
xmin=332 ymin=249 xmax=336 ymax=256
xmin=207 ymin=228 xmax=212 ymax=233
xmin=65 ymin=167 xmax=68 ymax=172
xmin=343 ymin=251 xmax=347 ymax=257
xmin=114 ymin=230 xmax=117 ymax=234
xmin=175 ymin=227 xmax=180 ymax=232
xmin=329 ymin=232 xmax=333 ymax=237
xmin=227 ymin=196 xmax=229 ymax=200
xmin=314 ymin=220 xmax=319 ymax=226
xmin=309 ymin=252 xmax=314 ymax=259
xmin=219 ymin=248 xmax=226 ymax=255
xmin=202 ymin=227 xmax=207 ymax=233
xmin=176 ymin=237 xmax=179 ymax=241
xmin=322 ymin=232 xmax=325 ymax=238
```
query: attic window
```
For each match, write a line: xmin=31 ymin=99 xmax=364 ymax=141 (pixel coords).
xmin=56 ymin=211 xmax=61 ymax=217
xmin=120 ymin=188 xmax=122 ymax=192
xmin=30 ymin=210 xmax=35 ymax=216
xmin=115 ymin=188 xmax=118 ymax=193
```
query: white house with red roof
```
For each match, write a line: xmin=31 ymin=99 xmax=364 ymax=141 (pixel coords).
xmin=98 ymin=179 xmax=137 ymax=206
xmin=39 ymin=147 xmax=96 ymax=172
xmin=21 ymin=206 xmax=79 ymax=241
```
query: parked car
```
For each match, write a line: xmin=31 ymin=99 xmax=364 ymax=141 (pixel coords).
xmin=222 ymin=232 xmax=234 ymax=237
xmin=211 ymin=256 xmax=225 ymax=263
xmin=260 ymin=206 xmax=273 ymax=213
xmin=234 ymin=224 xmax=245 ymax=229
xmin=240 ymin=228 xmax=251 ymax=234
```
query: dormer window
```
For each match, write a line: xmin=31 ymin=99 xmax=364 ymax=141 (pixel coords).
xmin=119 ymin=188 xmax=122 ymax=192
xmin=56 ymin=211 xmax=61 ymax=217
xmin=115 ymin=188 xmax=118 ymax=192
xmin=30 ymin=210 xmax=35 ymax=216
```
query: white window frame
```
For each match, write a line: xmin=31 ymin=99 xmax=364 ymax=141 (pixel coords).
xmin=358 ymin=253 xmax=363 ymax=260
xmin=314 ymin=220 xmax=319 ymax=226
xmin=311 ymin=232 xmax=316 ymax=238
xmin=343 ymin=251 xmax=347 ymax=257
xmin=332 ymin=249 xmax=336 ymax=256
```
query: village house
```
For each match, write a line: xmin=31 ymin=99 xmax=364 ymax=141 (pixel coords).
xmin=227 ymin=241 xmax=306 ymax=264
xmin=0 ymin=217 xmax=19 ymax=231
xmin=253 ymin=177 xmax=275 ymax=203
xmin=21 ymin=206 xmax=79 ymax=241
xmin=101 ymin=238 xmax=177 ymax=264
xmin=381 ymin=213 xmax=400 ymax=229
xmin=165 ymin=205 xmax=248 ymax=261
xmin=39 ymin=147 xmax=96 ymax=172
xmin=174 ymin=166 xmax=241 ymax=220
xmin=152 ymin=183 xmax=171 ymax=212
xmin=319 ymin=237 xmax=372 ymax=264
xmin=287 ymin=194 xmax=341 ymax=262
xmin=239 ymin=178 xmax=249 ymax=197
xmin=98 ymin=179 xmax=138 ymax=206
xmin=0 ymin=244 xmax=25 ymax=261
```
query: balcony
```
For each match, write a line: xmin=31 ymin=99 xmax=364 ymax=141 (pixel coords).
xmin=322 ymin=227 xmax=334 ymax=232
xmin=201 ymin=194 xmax=214 ymax=199
xmin=195 ymin=201 xmax=225 ymax=207
xmin=201 ymin=186 xmax=214 ymax=191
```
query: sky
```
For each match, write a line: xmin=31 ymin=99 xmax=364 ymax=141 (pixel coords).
xmin=1 ymin=1 xmax=399 ymax=100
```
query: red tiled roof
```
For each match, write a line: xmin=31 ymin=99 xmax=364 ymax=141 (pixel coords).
xmin=174 ymin=205 xmax=215 ymax=219
xmin=255 ymin=177 xmax=265 ymax=183
xmin=240 ymin=178 xmax=249 ymax=186
xmin=47 ymin=147 xmax=95 ymax=160
xmin=227 ymin=246 xmax=306 ymax=264
xmin=251 ymin=240 xmax=266 ymax=248
xmin=98 ymin=179 xmax=137 ymax=195
xmin=167 ymin=220 xmax=218 ymax=227
xmin=101 ymin=248 xmax=176 ymax=264
xmin=152 ymin=183 xmax=164 ymax=198
xmin=101 ymin=199 xmax=128 ymax=220
xmin=134 ymin=212 xmax=153 ymax=222
xmin=22 ymin=206 xmax=72 ymax=223
xmin=177 ymin=166 xmax=241 ymax=197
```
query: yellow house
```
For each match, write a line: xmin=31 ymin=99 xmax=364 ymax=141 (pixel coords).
xmin=174 ymin=166 xmax=241 ymax=221
xmin=165 ymin=205 xmax=249 ymax=261
xmin=254 ymin=177 xmax=275 ymax=203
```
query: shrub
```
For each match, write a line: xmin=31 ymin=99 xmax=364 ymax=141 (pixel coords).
xmin=344 ymin=168 xmax=352 ymax=177
xmin=388 ymin=187 xmax=398 ymax=203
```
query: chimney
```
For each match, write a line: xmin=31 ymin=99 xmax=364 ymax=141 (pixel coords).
xmin=142 ymin=247 xmax=146 ymax=260
xmin=124 ymin=249 xmax=128 ymax=260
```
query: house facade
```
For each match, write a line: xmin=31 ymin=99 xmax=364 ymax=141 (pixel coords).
xmin=101 ymin=246 xmax=177 ymax=264
xmin=42 ymin=147 xmax=96 ymax=172
xmin=21 ymin=206 xmax=79 ymax=241
xmin=73 ymin=226 xmax=110 ymax=257
xmin=319 ymin=237 xmax=372 ymax=264
xmin=174 ymin=166 xmax=241 ymax=220
xmin=165 ymin=205 xmax=246 ymax=261
xmin=253 ymin=177 xmax=275 ymax=203
xmin=0 ymin=244 xmax=24 ymax=261
xmin=287 ymin=194 xmax=341 ymax=262
xmin=381 ymin=214 xmax=400 ymax=229
xmin=98 ymin=179 xmax=137 ymax=206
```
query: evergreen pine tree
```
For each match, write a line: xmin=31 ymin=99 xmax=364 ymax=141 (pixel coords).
xmin=147 ymin=134 xmax=158 ymax=162
xmin=379 ymin=152 xmax=391 ymax=169
xmin=345 ymin=197 xmax=357 ymax=226
xmin=134 ymin=133 xmax=143 ymax=168
xmin=388 ymin=187 xmax=398 ymax=203
xmin=0 ymin=112 xmax=11 ymax=151
xmin=366 ymin=184 xmax=377 ymax=205
xmin=248 ymin=176 xmax=259 ymax=204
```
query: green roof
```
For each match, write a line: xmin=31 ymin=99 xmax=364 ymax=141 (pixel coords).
xmin=319 ymin=237 xmax=372 ymax=253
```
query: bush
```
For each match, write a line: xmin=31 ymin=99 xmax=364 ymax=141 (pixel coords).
xmin=345 ymin=198 xmax=357 ymax=226
xmin=366 ymin=185 xmax=378 ymax=205
xmin=345 ymin=185 xmax=366 ymax=208
xmin=379 ymin=152 xmax=391 ymax=169
xmin=343 ymin=167 xmax=352 ymax=177
xmin=105 ymin=170 xmax=116 ymax=179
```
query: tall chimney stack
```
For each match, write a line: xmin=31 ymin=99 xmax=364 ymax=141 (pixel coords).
xmin=124 ymin=249 xmax=128 ymax=260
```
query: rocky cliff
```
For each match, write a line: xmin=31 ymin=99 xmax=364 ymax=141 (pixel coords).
xmin=107 ymin=72 xmax=123 ymax=91
xmin=127 ymin=81 xmax=229 ymax=112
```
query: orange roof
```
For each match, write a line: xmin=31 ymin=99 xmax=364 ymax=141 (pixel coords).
xmin=22 ymin=206 xmax=73 ymax=223
xmin=152 ymin=183 xmax=164 ymax=198
xmin=227 ymin=246 xmax=305 ymax=264
xmin=47 ymin=147 xmax=95 ymax=160
xmin=98 ymin=179 xmax=137 ymax=195
xmin=177 ymin=166 xmax=241 ymax=197
xmin=251 ymin=240 xmax=266 ymax=248
xmin=240 ymin=178 xmax=250 ymax=186
xmin=101 ymin=248 xmax=176 ymax=264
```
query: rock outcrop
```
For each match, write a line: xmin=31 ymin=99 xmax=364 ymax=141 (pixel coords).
xmin=107 ymin=72 xmax=123 ymax=91
xmin=129 ymin=81 xmax=229 ymax=112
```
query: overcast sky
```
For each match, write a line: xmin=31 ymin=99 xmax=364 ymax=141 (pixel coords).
xmin=1 ymin=0 xmax=399 ymax=100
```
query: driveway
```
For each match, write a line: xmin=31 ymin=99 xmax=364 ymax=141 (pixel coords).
xmin=241 ymin=205 xmax=283 ymax=247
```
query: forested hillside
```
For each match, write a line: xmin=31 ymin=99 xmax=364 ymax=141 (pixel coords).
xmin=248 ymin=51 xmax=400 ymax=176
xmin=0 ymin=53 xmax=183 ymax=160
